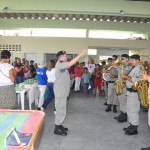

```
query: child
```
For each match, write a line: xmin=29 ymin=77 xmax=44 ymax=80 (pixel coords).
xmin=82 ymin=67 xmax=91 ymax=96
xmin=93 ymin=64 xmax=102 ymax=97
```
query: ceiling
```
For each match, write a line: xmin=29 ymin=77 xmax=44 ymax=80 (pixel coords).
xmin=0 ymin=12 xmax=150 ymax=24
xmin=0 ymin=0 xmax=150 ymax=24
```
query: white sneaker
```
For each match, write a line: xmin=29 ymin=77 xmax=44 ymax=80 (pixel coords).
xmin=40 ymin=107 xmax=44 ymax=112
xmin=54 ymin=110 xmax=56 ymax=115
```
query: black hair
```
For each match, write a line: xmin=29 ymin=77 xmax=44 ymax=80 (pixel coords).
xmin=101 ymin=61 xmax=106 ymax=65
xmin=49 ymin=60 xmax=55 ymax=68
xmin=0 ymin=50 xmax=11 ymax=59
xmin=112 ymin=55 xmax=118 ymax=59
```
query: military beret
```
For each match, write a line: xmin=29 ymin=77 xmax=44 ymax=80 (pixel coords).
xmin=107 ymin=57 xmax=113 ymax=61
xmin=130 ymin=54 xmax=140 ymax=60
xmin=56 ymin=50 xmax=66 ymax=58
xmin=121 ymin=54 xmax=129 ymax=58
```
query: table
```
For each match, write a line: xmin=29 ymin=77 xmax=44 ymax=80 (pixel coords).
xmin=16 ymin=89 xmax=30 ymax=110
xmin=0 ymin=109 xmax=45 ymax=150
xmin=16 ymin=82 xmax=40 ymax=110
xmin=24 ymin=82 xmax=40 ymax=108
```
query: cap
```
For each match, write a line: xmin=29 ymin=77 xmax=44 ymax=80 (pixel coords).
xmin=121 ymin=54 xmax=129 ymax=58
xmin=130 ymin=54 xmax=140 ymax=60
xmin=107 ymin=57 xmax=113 ymax=61
xmin=56 ymin=50 xmax=66 ymax=58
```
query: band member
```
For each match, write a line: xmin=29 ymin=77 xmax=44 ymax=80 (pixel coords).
xmin=141 ymin=74 xmax=150 ymax=150
xmin=102 ymin=58 xmax=112 ymax=105
xmin=103 ymin=55 xmax=118 ymax=113
xmin=113 ymin=54 xmax=132 ymax=123
xmin=121 ymin=54 xmax=140 ymax=135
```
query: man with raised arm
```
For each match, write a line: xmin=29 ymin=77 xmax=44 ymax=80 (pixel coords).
xmin=54 ymin=49 xmax=87 ymax=136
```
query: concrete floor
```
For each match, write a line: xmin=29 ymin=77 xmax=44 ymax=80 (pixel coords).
xmin=29 ymin=92 xmax=150 ymax=150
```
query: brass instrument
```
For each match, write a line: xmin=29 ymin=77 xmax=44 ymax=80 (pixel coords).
xmin=102 ymin=65 xmax=113 ymax=81
xmin=132 ymin=62 xmax=149 ymax=107
xmin=115 ymin=64 xmax=125 ymax=95
xmin=103 ymin=57 xmax=120 ymax=81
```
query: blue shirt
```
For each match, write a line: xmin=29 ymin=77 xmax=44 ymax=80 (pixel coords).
xmin=36 ymin=68 xmax=47 ymax=85
xmin=82 ymin=73 xmax=90 ymax=83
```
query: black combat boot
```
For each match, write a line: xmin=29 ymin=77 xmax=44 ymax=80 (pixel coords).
xmin=104 ymin=102 xmax=108 ymax=105
xmin=123 ymin=124 xmax=132 ymax=131
xmin=59 ymin=125 xmax=68 ymax=132
xmin=117 ymin=113 xmax=127 ymax=123
xmin=141 ymin=147 xmax=150 ymax=150
xmin=54 ymin=125 xmax=67 ymax=136
xmin=105 ymin=104 xmax=111 ymax=112
xmin=114 ymin=111 xmax=123 ymax=120
xmin=113 ymin=105 xmax=117 ymax=113
xmin=125 ymin=125 xmax=138 ymax=135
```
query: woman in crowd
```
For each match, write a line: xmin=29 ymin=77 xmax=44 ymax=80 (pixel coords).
xmin=23 ymin=60 xmax=31 ymax=80
xmin=14 ymin=57 xmax=24 ymax=84
xmin=30 ymin=60 xmax=36 ymax=78
xmin=0 ymin=50 xmax=17 ymax=109
xmin=40 ymin=60 xmax=56 ymax=111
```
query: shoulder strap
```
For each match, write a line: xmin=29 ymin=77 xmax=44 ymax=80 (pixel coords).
xmin=0 ymin=69 xmax=10 ymax=79
xmin=127 ymin=66 xmax=134 ymax=75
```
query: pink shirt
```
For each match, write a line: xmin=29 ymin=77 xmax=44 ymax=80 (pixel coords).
xmin=74 ymin=67 xmax=82 ymax=78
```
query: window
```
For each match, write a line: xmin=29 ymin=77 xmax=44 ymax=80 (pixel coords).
xmin=88 ymin=49 xmax=97 ymax=55
xmin=88 ymin=30 xmax=146 ymax=40
xmin=0 ymin=28 xmax=86 ymax=38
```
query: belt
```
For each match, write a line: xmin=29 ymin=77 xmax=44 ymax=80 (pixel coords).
xmin=107 ymin=81 xmax=115 ymax=83
xmin=126 ymin=88 xmax=137 ymax=93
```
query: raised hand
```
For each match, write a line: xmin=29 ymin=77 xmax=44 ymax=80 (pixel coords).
xmin=79 ymin=49 xmax=88 ymax=56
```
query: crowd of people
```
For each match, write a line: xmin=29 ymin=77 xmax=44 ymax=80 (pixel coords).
xmin=1 ymin=49 xmax=150 ymax=149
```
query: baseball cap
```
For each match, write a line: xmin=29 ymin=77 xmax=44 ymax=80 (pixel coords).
xmin=56 ymin=51 xmax=66 ymax=58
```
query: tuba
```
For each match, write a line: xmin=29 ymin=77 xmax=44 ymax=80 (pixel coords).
xmin=102 ymin=65 xmax=113 ymax=81
xmin=102 ymin=57 xmax=120 ymax=81
xmin=132 ymin=62 xmax=149 ymax=107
